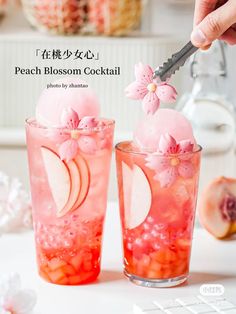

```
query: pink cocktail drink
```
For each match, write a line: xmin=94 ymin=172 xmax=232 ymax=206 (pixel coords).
xmin=116 ymin=141 xmax=201 ymax=287
xmin=26 ymin=118 xmax=114 ymax=285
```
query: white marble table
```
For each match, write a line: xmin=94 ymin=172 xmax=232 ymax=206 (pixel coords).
xmin=0 ymin=202 xmax=235 ymax=314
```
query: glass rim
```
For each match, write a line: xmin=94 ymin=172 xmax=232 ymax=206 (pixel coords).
xmin=115 ymin=141 xmax=202 ymax=157
xmin=25 ymin=117 xmax=115 ymax=132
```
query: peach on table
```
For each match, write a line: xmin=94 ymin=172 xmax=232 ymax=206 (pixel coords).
xmin=199 ymin=176 xmax=236 ymax=239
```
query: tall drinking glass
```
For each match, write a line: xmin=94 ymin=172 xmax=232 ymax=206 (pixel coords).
xmin=26 ymin=118 xmax=114 ymax=285
xmin=116 ymin=141 xmax=201 ymax=287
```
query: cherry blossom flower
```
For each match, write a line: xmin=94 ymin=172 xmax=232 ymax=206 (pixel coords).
xmin=125 ymin=63 xmax=177 ymax=115
xmin=0 ymin=173 xmax=32 ymax=235
xmin=47 ymin=109 xmax=98 ymax=161
xmin=145 ymin=133 xmax=194 ymax=187
xmin=0 ymin=273 xmax=36 ymax=314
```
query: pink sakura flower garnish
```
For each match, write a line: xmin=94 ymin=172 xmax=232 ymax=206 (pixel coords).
xmin=47 ymin=108 xmax=98 ymax=161
xmin=145 ymin=133 xmax=194 ymax=188
xmin=125 ymin=63 xmax=177 ymax=115
xmin=60 ymin=108 xmax=79 ymax=129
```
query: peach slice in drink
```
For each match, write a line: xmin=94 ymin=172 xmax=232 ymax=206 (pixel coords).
xmin=41 ymin=146 xmax=90 ymax=217
xmin=122 ymin=162 xmax=152 ymax=230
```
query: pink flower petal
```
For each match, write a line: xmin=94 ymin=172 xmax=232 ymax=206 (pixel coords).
xmin=145 ymin=155 xmax=169 ymax=172
xmin=59 ymin=139 xmax=78 ymax=162
xmin=159 ymin=133 xmax=178 ymax=154
xmin=142 ymin=92 xmax=160 ymax=115
xmin=60 ymin=107 xmax=79 ymax=129
xmin=178 ymin=140 xmax=194 ymax=160
xmin=125 ymin=81 xmax=148 ymax=100
xmin=178 ymin=140 xmax=194 ymax=153
xmin=4 ymin=290 xmax=37 ymax=314
xmin=78 ymin=116 xmax=98 ymax=129
xmin=78 ymin=136 xmax=97 ymax=155
xmin=156 ymin=84 xmax=177 ymax=103
xmin=178 ymin=161 xmax=194 ymax=179
xmin=154 ymin=166 xmax=178 ymax=188
xmin=46 ymin=128 xmax=70 ymax=144
xmin=134 ymin=62 xmax=154 ymax=85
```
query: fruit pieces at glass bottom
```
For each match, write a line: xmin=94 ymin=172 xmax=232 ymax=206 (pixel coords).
xmin=36 ymin=223 xmax=103 ymax=286
xmin=122 ymin=162 xmax=152 ymax=230
xmin=61 ymin=264 xmax=76 ymax=276
xmin=125 ymin=250 xmax=189 ymax=280
xmin=41 ymin=147 xmax=90 ymax=218
xmin=150 ymin=249 xmax=177 ymax=264
xmin=37 ymin=247 xmax=101 ymax=285
xmin=124 ymin=235 xmax=191 ymax=280
xmin=199 ymin=177 xmax=236 ymax=239
xmin=48 ymin=257 xmax=67 ymax=271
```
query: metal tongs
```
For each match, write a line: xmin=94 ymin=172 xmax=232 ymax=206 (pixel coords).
xmin=153 ymin=41 xmax=198 ymax=82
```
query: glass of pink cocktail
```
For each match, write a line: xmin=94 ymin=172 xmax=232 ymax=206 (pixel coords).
xmin=116 ymin=141 xmax=201 ymax=287
xmin=26 ymin=118 xmax=114 ymax=285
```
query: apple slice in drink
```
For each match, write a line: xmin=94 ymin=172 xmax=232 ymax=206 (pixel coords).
xmin=72 ymin=155 xmax=90 ymax=211
xmin=41 ymin=147 xmax=72 ymax=215
xmin=57 ymin=160 xmax=81 ymax=217
xmin=41 ymin=147 xmax=81 ymax=217
xmin=122 ymin=162 xmax=152 ymax=229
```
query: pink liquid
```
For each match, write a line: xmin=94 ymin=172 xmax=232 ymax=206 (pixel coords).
xmin=116 ymin=142 xmax=201 ymax=283
xmin=26 ymin=119 xmax=114 ymax=285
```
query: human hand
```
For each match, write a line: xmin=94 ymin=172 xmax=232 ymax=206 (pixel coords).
xmin=191 ymin=0 xmax=236 ymax=48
